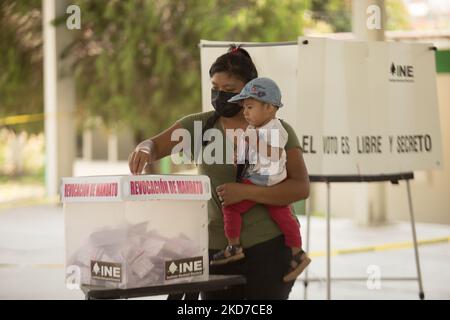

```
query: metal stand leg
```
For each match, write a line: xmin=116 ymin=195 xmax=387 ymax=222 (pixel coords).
xmin=184 ymin=292 xmax=200 ymax=300
xmin=406 ymin=180 xmax=425 ymax=300
xmin=303 ymin=197 xmax=312 ymax=300
xmin=326 ymin=181 xmax=331 ymax=300
xmin=167 ymin=293 xmax=184 ymax=300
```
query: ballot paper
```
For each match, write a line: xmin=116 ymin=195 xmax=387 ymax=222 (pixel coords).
xmin=68 ymin=221 xmax=204 ymax=288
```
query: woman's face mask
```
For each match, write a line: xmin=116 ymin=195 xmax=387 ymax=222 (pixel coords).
xmin=211 ymin=89 xmax=242 ymax=118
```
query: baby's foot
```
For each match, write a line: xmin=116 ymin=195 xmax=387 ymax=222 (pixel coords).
xmin=210 ymin=245 xmax=245 ymax=266
xmin=283 ymin=250 xmax=311 ymax=282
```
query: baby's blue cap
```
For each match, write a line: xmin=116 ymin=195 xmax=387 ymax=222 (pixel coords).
xmin=228 ymin=77 xmax=283 ymax=108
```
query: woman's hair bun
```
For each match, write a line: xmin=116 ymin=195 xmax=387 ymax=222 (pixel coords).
xmin=228 ymin=44 xmax=252 ymax=60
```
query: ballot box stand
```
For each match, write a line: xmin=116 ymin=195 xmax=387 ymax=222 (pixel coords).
xmin=81 ymin=274 xmax=246 ymax=300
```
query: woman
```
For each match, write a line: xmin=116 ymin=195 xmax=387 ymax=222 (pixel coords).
xmin=128 ymin=45 xmax=310 ymax=299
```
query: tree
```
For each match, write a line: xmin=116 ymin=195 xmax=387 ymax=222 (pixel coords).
xmin=65 ymin=0 xmax=308 ymax=139
xmin=0 ymin=0 xmax=43 ymax=133
xmin=1 ymin=0 xmax=308 ymax=139
xmin=386 ymin=0 xmax=411 ymax=31
xmin=307 ymin=0 xmax=412 ymax=34
xmin=309 ymin=0 xmax=352 ymax=33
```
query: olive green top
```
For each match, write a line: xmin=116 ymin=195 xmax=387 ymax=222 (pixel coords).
xmin=177 ymin=110 xmax=301 ymax=249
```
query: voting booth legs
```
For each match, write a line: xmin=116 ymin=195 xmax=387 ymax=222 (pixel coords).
xmin=302 ymin=174 xmax=425 ymax=300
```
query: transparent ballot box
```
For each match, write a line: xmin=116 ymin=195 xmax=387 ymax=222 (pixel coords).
xmin=61 ymin=174 xmax=211 ymax=289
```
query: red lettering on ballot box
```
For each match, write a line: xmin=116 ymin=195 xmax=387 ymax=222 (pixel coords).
xmin=64 ymin=183 xmax=118 ymax=198
xmin=130 ymin=179 xmax=204 ymax=195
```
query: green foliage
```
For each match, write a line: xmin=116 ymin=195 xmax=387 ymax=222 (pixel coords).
xmin=309 ymin=0 xmax=352 ymax=32
xmin=69 ymin=0 xmax=308 ymax=139
xmin=386 ymin=0 xmax=411 ymax=31
xmin=308 ymin=0 xmax=411 ymax=33
xmin=1 ymin=0 xmax=412 ymax=139
xmin=0 ymin=1 xmax=43 ymax=133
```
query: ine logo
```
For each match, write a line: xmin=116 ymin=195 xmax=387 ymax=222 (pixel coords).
xmin=389 ymin=63 xmax=415 ymax=83
xmin=91 ymin=260 xmax=122 ymax=282
xmin=165 ymin=256 xmax=203 ymax=280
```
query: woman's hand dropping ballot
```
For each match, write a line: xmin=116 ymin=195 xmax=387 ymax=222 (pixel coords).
xmin=128 ymin=139 xmax=154 ymax=175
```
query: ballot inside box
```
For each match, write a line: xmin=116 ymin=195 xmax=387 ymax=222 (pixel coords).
xmin=61 ymin=174 xmax=211 ymax=289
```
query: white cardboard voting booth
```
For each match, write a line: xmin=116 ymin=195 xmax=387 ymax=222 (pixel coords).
xmin=200 ymin=38 xmax=442 ymax=300
xmin=62 ymin=174 xmax=211 ymax=289
xmin=200 ymin=38 xmax=442 ymax=176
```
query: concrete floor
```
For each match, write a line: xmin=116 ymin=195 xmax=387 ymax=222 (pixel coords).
xmin=0 ymin=204 xmax=449 ymax=300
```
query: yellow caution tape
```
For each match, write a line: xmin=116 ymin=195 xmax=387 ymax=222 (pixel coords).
xmin=0 ymin=236 xmax=448 ymax=270
xmin=0 ymin=198 xmax=448 ymax=267
xmin=309 ymin=236 xmax=450 ymax=258
xmin=0 ymin=113 xmax=44 ymax=126
xmin=0 ymin=263 xmax=63 ymax=269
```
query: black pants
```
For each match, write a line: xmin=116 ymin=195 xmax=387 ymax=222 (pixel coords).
xmin=201 ymin=235 xmax=294 ymax=300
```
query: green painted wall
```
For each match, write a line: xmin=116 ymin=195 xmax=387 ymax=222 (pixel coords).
xmin=436 ymin=50 xmax=450 ymax=73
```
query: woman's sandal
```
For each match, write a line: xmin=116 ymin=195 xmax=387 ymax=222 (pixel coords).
xmin=283 ymin=250 xmax=311 ymax=282
xmin=210 ymin=245 xmax=245 ymax=265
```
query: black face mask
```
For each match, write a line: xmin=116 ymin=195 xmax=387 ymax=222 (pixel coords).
xmin=211 ymin=89 xmax=242 ymax=118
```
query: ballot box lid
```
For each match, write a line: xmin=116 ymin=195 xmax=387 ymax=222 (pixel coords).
xmin=61 ymin=174 xmax=211 ymax=203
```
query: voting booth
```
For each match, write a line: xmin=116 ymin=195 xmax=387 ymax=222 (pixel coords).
xmin=200 ymin=38 xmax=442 ymax=300
xmin=62 ymin=174 xmax=211 ymax=289
xmin=200 ymin=38 xmax=442 ymax=174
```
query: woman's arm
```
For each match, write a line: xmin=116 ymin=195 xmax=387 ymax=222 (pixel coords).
xmin=217 ymin=147 xmax=310 ymax=206
xmin=128 ymin=122 xmax=183 ymax=174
